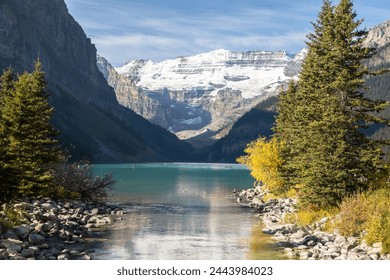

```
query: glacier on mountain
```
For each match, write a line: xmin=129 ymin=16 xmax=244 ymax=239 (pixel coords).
xmin=116 ymin=49 xmax=291 ymax=99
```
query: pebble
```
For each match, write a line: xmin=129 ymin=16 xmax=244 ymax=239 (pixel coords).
xmin=28 ymin=233 xmax=46 ymax=245
xmin=15 ymin=226 xmax=31 ymax=239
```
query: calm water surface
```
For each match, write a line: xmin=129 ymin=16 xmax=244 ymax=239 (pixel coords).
xmin=92 ymin=163 xmax=285 ymax=260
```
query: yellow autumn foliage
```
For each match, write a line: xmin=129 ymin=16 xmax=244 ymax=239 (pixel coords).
xmin=237 ymin=137 xmax=284 ymax=193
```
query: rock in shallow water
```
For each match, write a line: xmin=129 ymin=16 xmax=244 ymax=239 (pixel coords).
xmin=82 ymin=254 xmax=91 ymax=260
xmin=262 ymin=228 xmax=276 ymax=234
xmin=236 ymin=186 xmax=390 ymax=260
xmin=90 ymin=208 xmax=100 ymax=215
xmin=276 ymin=241 xmax=293 ymax=248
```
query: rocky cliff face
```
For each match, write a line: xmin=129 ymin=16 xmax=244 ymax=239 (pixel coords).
xmin=365 ymin=20 xmax=390 ymax=49
xmin=0 ymin=0 xmax=193 ymax=162
xmin=365 ymin=21 xmax=390 ymax=73
xmin=100 ymin=49 xmax=304 ymax=147
xmin=0 ymin=0 xmax=103 ymax=101
xmin=96 ymin=56 xmax=161 ymax=120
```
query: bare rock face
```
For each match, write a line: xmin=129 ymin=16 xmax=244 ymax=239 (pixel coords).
xmin=365 ymin=21 xmax=390 ymax=68
xmin=0 ymin=0 xmax=101 ymax=100
xmin=97 ymin=56 xmax=161 ymax=121
xmin=365 ymin=20 xmax=390 ymax=49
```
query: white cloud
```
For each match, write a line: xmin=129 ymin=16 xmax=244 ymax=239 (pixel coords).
xmin=93 ymin=34 xmax=187 ymax=49
xmin=193 ymin=31 xmax=309 ymax=53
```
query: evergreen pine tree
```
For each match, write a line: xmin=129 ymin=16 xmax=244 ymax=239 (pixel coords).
xmin=1 ymin=61 xmax=61 ymax=197
xmin=274 ymin=81 xmax=300 ymax=189
xmin=0 ymin=68 xmax=19 ymax=201
xmin=331 ymin=0 xmax=388 ymax=193
xmin=275 ymin=0 xmax=388 ymax=208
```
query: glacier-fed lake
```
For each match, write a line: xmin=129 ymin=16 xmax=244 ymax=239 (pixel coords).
xmin=91 ymin=163 xmax=285 ymax=260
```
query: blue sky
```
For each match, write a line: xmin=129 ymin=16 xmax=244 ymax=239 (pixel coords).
xmin=64 ymin=0 xmax=390 ymax=66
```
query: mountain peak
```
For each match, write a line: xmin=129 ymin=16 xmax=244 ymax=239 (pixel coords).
xmin=365 ymin=19 xmax=390 ymax=49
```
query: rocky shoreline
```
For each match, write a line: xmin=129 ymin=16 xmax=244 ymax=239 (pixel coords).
xmin=234 ymin=186 xmax=390 ymax=260
xmin=0 ymin=198 xmax=126 ymax=260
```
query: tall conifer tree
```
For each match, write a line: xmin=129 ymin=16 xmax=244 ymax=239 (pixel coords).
xmin=275 ymin=0 xmax=388 ymax=208
xmin=0 ymin=68 xmax=19 ymax=201
xmin=1 ymin=61 xmax=60 ymax=197
xmin=274 ymin=80 xmax=300 ymax=189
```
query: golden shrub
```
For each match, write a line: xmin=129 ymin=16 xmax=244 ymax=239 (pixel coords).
xmin=296 ymin=208 xmax=336 ymax=227
xmin=365 ymin=214 xmax=385 ymax=245
xmin=237 ymin=137 xmax=284 ymax=193
xmin=336 ymin=193 xmax=370 ymax=237
xmin=362 ymin=189 xmax=390 ymax=249
xmin=283 ymin=208 xmax=335 ymax=230
xmin=336 ymin=188 xmax=390 ymax=248
xmin=283 ymin=213 xmax=298 ymax=224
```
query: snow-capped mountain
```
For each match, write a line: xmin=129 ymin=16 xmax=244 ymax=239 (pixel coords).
xmin=365 ymin=20 xmax=390 ymax=49
xmin=100 ymin=49 xmax=305 ymax=146
xmin=117 ymin=49 xmax=291 ymax=98
xmin=284 ymin=48 xmax=308 ymax=77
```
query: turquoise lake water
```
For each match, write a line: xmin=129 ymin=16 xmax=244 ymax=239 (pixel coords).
xmin=92 ymin=163 xmax=284 ymax=260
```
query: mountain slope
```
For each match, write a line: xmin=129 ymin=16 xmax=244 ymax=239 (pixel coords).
xmin=365 ymin=20 xmax=390 ymax=149
xmin=0 ymin=0 xmax=193 ymax=163
xmin=96 ymin=55 xmax=162 ymax=122
xmin=365 ymin=20 xmax=390 ymax=104
xmin=206 ymin=96 xmax=277 ymax=163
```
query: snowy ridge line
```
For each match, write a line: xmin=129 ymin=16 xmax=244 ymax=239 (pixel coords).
xmin=115 ymin=49 xmax=296 ymax=99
